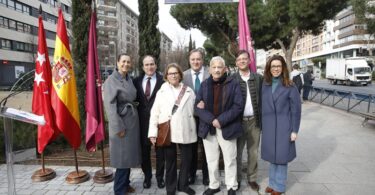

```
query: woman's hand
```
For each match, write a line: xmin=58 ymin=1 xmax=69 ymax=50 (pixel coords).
xmin=197 ymin=101 xmax=205 ymax=109
xmin=117 ymin=130 xmax=126 ymax=138
xmin=291 ymin=132 xmax=298 ymax=141
xmin=150 ymin=137 xmax=157 ymax=145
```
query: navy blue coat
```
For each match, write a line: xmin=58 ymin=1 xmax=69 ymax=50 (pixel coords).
xmin=261 ymin=80 xmax=301 ymax=164
xmin=195 ymin=76 xmax=244 ymax=140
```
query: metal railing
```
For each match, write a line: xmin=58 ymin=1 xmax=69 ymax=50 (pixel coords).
xmin=309 ymin=86 xmax=375 ymax=114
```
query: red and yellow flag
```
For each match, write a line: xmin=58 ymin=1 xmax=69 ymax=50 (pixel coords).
xmin=51 ymin=8 xmax=81 ymax=149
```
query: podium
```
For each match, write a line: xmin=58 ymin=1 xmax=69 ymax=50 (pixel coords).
xmin=0 ymin=106 xmax=45 ymax=195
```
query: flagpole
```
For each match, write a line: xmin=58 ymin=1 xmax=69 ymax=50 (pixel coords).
xmin=101 ymin=142 xmax=105 ymax=172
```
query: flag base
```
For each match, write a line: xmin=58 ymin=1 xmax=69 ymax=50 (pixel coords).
xmin=31 ymin=168 xmax=56 ymax=182
xmin=65 ymin=170 xmax=90 ymax=184
xmin=93 ymin=169 xmax=114 ymax=184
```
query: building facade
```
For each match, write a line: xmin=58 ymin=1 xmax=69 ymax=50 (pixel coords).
xmin=96 ymin=0 xmax=139 ymax=78
xmin=292 ymin=6 xmax=375 ymax=72
xmin=0 ymin=0 xmax=72 ymax=87
xmin=159 ymin=31 xmax=172 ymax=71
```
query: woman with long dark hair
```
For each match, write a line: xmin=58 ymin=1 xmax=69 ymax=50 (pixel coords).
xmin=261 ymin=55 xmax=301 ymax=195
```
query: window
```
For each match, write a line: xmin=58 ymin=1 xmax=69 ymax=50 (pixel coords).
xmin=8 ymin=0 xmax=15 ymax=9
xmin=9 ymin=20 xmax=16 ymax=30
xmin=16 ymin=22 xmax=23 ymax=32
xmin=0 ymin=0 xmax=6 ymax=6
xmin=0 ymin=16 xmax=8 ymax=28
xmin=24 ymin=24 xmax=31 ymax=33
xmin=23 ymin=6 xmax=30 ymax=14
xmin=16 ymin=42 xmax=25 ymax=51
xmin=1 ymin=39 xmax=11 ymax=49
xmin=16 ymin=2 xmax=22 ymax=12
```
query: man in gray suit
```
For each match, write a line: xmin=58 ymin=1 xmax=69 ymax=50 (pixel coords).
xmin=182 ymin=48 xmax=210 ymax=186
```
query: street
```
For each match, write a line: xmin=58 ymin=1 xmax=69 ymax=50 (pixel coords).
xmin=313 ymin=79 xmax=375 ymax=95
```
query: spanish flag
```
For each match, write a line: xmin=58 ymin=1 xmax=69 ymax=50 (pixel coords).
xmin=51 ymin=8 xmax=81 ymax=149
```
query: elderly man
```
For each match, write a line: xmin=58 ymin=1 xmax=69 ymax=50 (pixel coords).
xmin=232 ymin=50 xmax=262 ymax=192
xmin=195 ymin=56 xmax=244 ymax=195
xmin=183 ymin=49 xmax=210 ymax=186
xmin=133 ymin=55 xmax=165 ymax=189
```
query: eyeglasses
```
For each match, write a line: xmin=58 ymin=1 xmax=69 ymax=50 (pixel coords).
xmin=167 ymin=72 xmax=179 ymax=76
xmin=271 ymin=65 xmax=282 ymax=69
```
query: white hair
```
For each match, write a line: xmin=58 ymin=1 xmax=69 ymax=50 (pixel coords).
xmin=209 ymin=56 xmax=226 ymax=67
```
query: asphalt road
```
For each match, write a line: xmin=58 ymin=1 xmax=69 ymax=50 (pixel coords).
xmin=313 ymin=79 xmax=375 ymax=95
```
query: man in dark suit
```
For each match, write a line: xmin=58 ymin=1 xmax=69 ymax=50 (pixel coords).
xmin=134 ymin=55 xmax=165 ymax=189
xmin=183 ymin=49 xmax=210 ymax=186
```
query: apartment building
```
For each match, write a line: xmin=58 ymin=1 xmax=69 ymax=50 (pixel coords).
xmin=96 ymin=0 xmax=139 ymax=77
xmin=159 ymin=31 xmax=172 ymax=69
xmin=0 ymin=0 xmax=72 ymax=86
xmin=292 ymin=6 xmax=374 ymax=70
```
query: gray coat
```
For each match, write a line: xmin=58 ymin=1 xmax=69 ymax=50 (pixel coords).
xmin=183 ymin=66 xmax=210 ymax=92
xmin=103 ymin=71 xmax=141 ymax=168
xmin=261 ymin=80 xmax=301 ymax=164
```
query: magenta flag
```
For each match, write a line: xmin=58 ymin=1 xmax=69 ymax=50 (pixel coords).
xmin=85 ymin=10 xmax=105 ymax=152
xmin=238 ymin=0 xmax=256 ymax=72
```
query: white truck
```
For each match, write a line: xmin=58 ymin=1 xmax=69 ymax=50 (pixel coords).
xmin=326 ymin=58 xmax=372 ymax=86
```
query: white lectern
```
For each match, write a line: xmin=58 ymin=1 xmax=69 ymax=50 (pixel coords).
xmin=0 ymin=107 xmax=45 ymax=195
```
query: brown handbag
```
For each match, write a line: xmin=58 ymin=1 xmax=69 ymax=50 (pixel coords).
xmin=156 ymin=120 xmax=171 ymax=147
xmin=156 ymin=85 xmax=187 ymax=147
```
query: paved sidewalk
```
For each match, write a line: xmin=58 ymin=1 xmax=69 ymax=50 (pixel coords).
xmin=1 ymin=102 xmax=375 ymax=195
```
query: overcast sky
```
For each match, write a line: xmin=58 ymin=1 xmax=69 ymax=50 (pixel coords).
xmin=122 ymin=0 xmax=207 ymax=48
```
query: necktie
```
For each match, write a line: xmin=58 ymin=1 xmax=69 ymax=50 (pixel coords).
xmin=194 ymin=72 xmax=201 ymax=94
xmin=145 ymin=77 xmax=151 ymax=100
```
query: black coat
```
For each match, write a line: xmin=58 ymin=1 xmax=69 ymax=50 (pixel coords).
xmin=195 ymin=76 xmax=244 ymax=140
xmin=134 ymin=73 xmax=164 ymax=146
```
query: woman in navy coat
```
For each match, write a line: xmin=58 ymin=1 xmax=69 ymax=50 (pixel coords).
xmin=261 ymin=55 xmax=301 ymax=195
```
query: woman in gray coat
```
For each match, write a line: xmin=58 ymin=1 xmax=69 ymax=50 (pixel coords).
xmin=103 ymin=53 xmax=141 ymax=195
xmin=261 ymin=55 xmax=301 ymax=195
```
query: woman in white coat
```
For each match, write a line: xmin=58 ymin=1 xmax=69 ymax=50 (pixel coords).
xmin=149 ymin=63 xmax=197 ymax=195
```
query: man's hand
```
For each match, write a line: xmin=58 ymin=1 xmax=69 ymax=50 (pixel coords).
xmin=150 ymin=137 xmax=156 ymax=145
xmin=212 ymin=119 xmax=221 ymax=129
xmin=117 ymin=130 xmax=126 ymax=138
xmin=291 ymin=132 xmax=298 ymax=141
xmin=197 ymin=101 xmax=205 ymax=109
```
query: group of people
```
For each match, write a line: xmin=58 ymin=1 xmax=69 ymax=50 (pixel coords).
xmin=290 ymin=63 xmax=315 ymax=101
xmin=103 ymin=49 xmax=302 ymax=195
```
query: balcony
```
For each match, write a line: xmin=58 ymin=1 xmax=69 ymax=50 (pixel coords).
xmin=338 ymin=29 xmax=368 ymax=39
xmin=97 ymin=14 xmax=117 ymax=22
xmin=97 ymin=3 xmax=116 ymax=12
xmin=333 ymin=18 xmax=357 ymax=31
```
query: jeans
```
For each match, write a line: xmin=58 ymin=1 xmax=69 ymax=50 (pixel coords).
xmin=269 ymin=163 xmax=288 ymax=192
xmin=114 ymin=168 xmax=131 ymax=195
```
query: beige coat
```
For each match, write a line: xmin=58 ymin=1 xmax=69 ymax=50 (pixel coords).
xmin=148 ymin=82 xmax=197 ymax=144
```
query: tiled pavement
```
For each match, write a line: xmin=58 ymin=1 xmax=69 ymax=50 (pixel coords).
xmin=1 ymin=102 xmax=375 ymax=195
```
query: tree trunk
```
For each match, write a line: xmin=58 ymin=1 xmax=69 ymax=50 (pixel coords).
xmin=276 ymin=28 xmax=301 ymax=71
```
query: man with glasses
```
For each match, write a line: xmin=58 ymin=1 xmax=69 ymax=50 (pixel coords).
xmin=232 ymin=50 xmax=262 ymax=192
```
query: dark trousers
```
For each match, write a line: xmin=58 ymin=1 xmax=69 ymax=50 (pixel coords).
xmin=303 ymin=85 xmax=311 ymax=100
xmin=114 ymin=168 xmax=130 ymax=195
xmin=164 ymin=143 xmax=193 ymax=194
xmin=141 ymin=144 xmax=165 ymax=181
xmin=190 ymin=117 xmax=208 ymax=180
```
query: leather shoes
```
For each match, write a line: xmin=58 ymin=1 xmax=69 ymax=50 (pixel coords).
xmin=125 ymin=185 xmax=135 ymax=194
xmin=188 ymin=176 xmax=196 ymax=185
xmin=203 ymin=187 xmax=220 ymax=195
xmin=248 ymin=181 xmax=260 ymax=191
xmin=143 ymin=179 xmax=151 ymax=189
xmin=157 ymin=180 xmax=165 ymax=188
xmin=228 ymin=188 xmax=236 ymax=195
xmin=237 ymin=181 xmax=241 ymax=190
xmin=203 ymin=177 xmax=209 ymax=186
xmin=265 ymin=186 xmax=274 ymax=193
xmin=180 ymin=187 xmax=196 ymax=195
xmin=271 ymin=191 xmax=282 ymax=195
